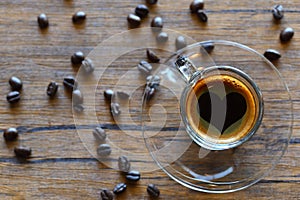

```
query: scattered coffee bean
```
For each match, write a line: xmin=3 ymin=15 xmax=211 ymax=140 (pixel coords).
xmin=175 ymin=36 xmax=187 ymax=50
xmin=118 ymin=155 xmax=131 ymax=172
xmin=71 ymin=51 xmax=85 ymax=65
xmin=135 ymin=4 xmax=149 ymax=18
xmin=272 ymin=5 xmax=284 ymax=20
xmin=264 ymin=49 xmax=281 ymax=61
xmin=111 ymin=103 xmax=121 ymax=116
xmin=190 ymin=0 xmax=204 ymax=13
xmin=147 ymin=184 xmax=160 ymax=198
xmin=9 ymin=76 xmax=22 ymax=91
xmin=151 ymin=16 xmax=163 ymax=32
xmin=280 ymin=27 xmax=294 ymax=42
xmin=100 ymin=189 xmax=114 ymax=200
xmin=126 ymin=170 xmax=141 ymax=182
xmin=104 ymin=89 xmax=114 ymax=101
xmin=47 ymin=81 xmax=59 ymax=97
xmin=146 ymin=75 xmax=160 ymax=89
xmin=117 ymin=91 xmax=130 ymax=100
xmin=146 ymin=0 xmax=158 ymax=5
xmin=7 ymin=91 xmax=20 ymax=104
xmin=3 ymin=127 xmax=18 ymax=141
xmin=138 ymin=60 xmax=153 ymax=75
xmin=201 ymin=42 xmax=214 ymax=53
xmin=156 ymin=32 xmax=169 ymax=43
xmin=97 ymin=144 xmax=112 ymax=157
xmin=197 ymin=10 xmax=208 ymax=22
xmin=127 ymin=14 xmax=141 ymax=28
xmin=63 ymin=76 xmax=77 ymax=91
xmin=147 ymin=49 xmax=160 ymax=63
xmin=82 ymin=58 xmax=95 ymax=73
xmin=93 ymin=127 xmax=107 ymax=142
xmin=72 ymin=11 xmax=86 ymax=24
xmin=113 ymin=183 xmax=127 ymax=194
xmin=72 ymin=89 xmax=84 ymax=105
xmin=145 ymin=86 xmax=156 ymax=100
xmin=14 ymin=146 xmax=32 ymax=159
xmin=73 ymin=104 xmax=84 ymax=113
xmin=37 ymin=13 xmax=49 ymax=29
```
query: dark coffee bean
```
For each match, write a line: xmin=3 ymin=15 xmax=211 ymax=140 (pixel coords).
xmin=126 ymin=170 xmax=141 ymax=181
xmin=104 ymin=89 xmax=114 ymax=101
xmin=63 ymin=76 xmax=77 ymax=91
xmin=71 ymin=51 xmax=85 ymax=65
xmin=145 ymin=86 xmax=156 ymax=101
xmin=138 ymin=60 xmax=153 ymax=75
xmin=147 ymin=184 xmax=160 ymax=198
xmin=14 ymin=146 xmax=32 ymax=159
xmin=197 ymin=10 xmax=208 ymax=22
xmin=272 ymin=5 xmax=284 ymax=20
xmin=113 ymin=183 xmax=127 ymax=194
xmin=73 ymin=104 xmax=84 ymax=113
xmin=72 ymin=11 xmax=86 ymax=24
xmin=146 ymin=0 xmax=158 ymax=5
xmin=9 ymin=76 xmax=22 ymax=91
xmin=117 ymin=91 xmax=130 ymax=100
xmin=156 ymin=32 xmax=169 ymax=43
xmin=93 ymin=127 xmax=107 ymax=142
xmin=175 ymin=36 xmax=187 ymax=50
xmin=111 ymin=103 xmax=121 ymax=116
xmin=127 ymin=14 xmax=141 ymax=28
xmin=100 ymin=189 xmax=114 ymax=200
xmin=190 ymin=0 xmax=204 ymax=13
xmin=146 ymin=75 xmax=160 ymax=89
xmin=72 ymin=89 xmax=83 ymax=105
xmin=7 ymin=91 xmax=20 ymax=104
xmin=264 ymin=49 xmax=281 ymax=61
xmin=135 ymin=4 xmax=149 ymax=18
xmin=118 ymin=155 xmax=131 ymax=172
xmin=37 ymin=13 xmax=49 ymax=29
xmin=147 ymin=49 xmax=160 ymax=63
xmin=97 ymin=144 xmax=112 ymax=157
xmin=82 ymin=58 xmax=94 ymax=73
xmin=280 ymin=27 xmax=294 ymax=42
xmin=151 ymin=16 xmax=163 ymax=32
xmin=201 ymin=42 xmax=214 ymax=53
xmin=47 ymin=81 xmax=58 ymax=97
xmin=3 ymin=127 xmax=18 ymax=141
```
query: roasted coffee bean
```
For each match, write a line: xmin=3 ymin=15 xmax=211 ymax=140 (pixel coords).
xmin=100 ymin=189 xmax=114 ymax=200
xmin=7 ymin=91 xmax=20 ymax=104
xmin=175 ymin=36 xmax=187 ymax=50
xmin=111 ymin=103 xmax=121 ymax=116
xmin=71 ymin=51 xmax=85 ymax=65
xmin=126 ymin=170 xmax=141 ymax=181
xmin=82 ymin=58 xmax=94 ymax=73
xmin=118 ymin=155 xmax=131 ymax=172
xmin=37 ymin=13 xmax=49 ymax=29
xmin=147 ymin=49 xmax=160 ymax=63
xmin=201 ymin=42 xmax=214 ymax=53
xmin=146 ymin=75 xmax=160 ymax=89
xmin=63 ymin=76 xmax=77 ymax=91
xmin=72 ymin=11 xmax=86 ymax=24
xmin=147 ymin=184 xmax=160 ymax=198
xmin=145 ymin=86 xmax=156 ymax=100
xmin=97 ymin=144 xmax=112 ymax=157
xmin=264 ymin=49 xmax=281 ymax=61
xmin=73 ymin=104 xmax=84 ymax=113
xmin=47 ymin=81 xmax=59 ymax=97
xmin=280 ymin=27 xmax=294 ymax=42
xmin=197 ymin=10 xmax=208 ymax=22
xmin=9 ymin=76 xmax=22 ymax=91
xmin=272 ymin=5 xmax=284 ymax=20
xmin=151 ymin=16 xmax=163 ymax=31
xmin=113 ymin=183 xmax=127 ymax=194
xmin=146 ymin=0 xmax=158 ymax=5
xmin=127 ymin=14 xmax=141 ymax=28
xmin=190 ymin=0 xmax=204 ymax=13
xmin=138 ymin=60 xmax=153 ymax=75
xmin=3 ymin=127 xmax=18 ymax=141
xmin=135 ymin=4 xmax=149 ymax=18
xmin=93 ymin=127 xmax=107 ymax=141
xmin=14 ymin=146 xmax=32 ymax=159
xmin=156 ymin=32 xmax=169 ymax=43
xmin=104 ymin=89 xmax=114 ymax=101
xmin=72 ymin=89 xmax=83 ymax=105
xmin=117 ymin=91 xmax=130 ymax=100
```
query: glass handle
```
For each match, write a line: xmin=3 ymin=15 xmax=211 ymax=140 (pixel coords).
xmin=175 ymin=56 xmax=198 ymax=82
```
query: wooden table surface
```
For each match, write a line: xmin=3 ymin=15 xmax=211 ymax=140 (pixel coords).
xmin=0 ymin=0 xmax=299 ymax=199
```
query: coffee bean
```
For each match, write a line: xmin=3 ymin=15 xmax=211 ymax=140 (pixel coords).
xmin=118 ymin=155 xmax=131 ymax=172
xmin=104 ymin=89 xmax=114 ymax=101
xmin=156 ymin=32 xmax=169 ymax=43
xmin=9 ymin=76 xmax=22 ymax=91
xmin=3 ymin=127 xmax=18 ymax=141
xmin=100 ymin=189 xmax=114 ymax=200
xmin=14 ymin=146 xmax=32 ymax=159
xmin=117 ymin=91 xmax=130 ymax=100
xmin=97 ymin=144 xmax=112 ymax=157
xmin=127 ymin=14 xmax=141 ymax=28
xmin=146 ymin=0 xmax=158 ymax=5
xmin=147 ymin=184 xmax=160 ymax=198
xmin=113 ymin=183 xmax=127 ymax=194
xmin=72 ymin=89 xmax=84 ymax=105
xmin=7 ymin=91 xmax=20 ymax=104
xmin=145 ymin=86 xmax=156 ymax=101
xmin=147 ymin=49 xmax=160 ymax=63
xmin=71 ymin=51 xmax=85 ymax=65
xmin=175 ymin=36 xmax=187 ymax=50
xmin=73 ymin=104 xmax=84 ymax=113
xmin=146 ymin=75 xmax=160 ymax=89
xmin=93 ymin=127 xmax=107 ymax=142
xmin=151 ymin=16 xmax=163 ymax=32
xmin=264 ymin=49 xmax=281 ymax=61
xmin=272 ymin=5 xmax=284 ymax=20
xmin=37 ymin=13 xmax=49 ymax=29
xmin=197 ymin=10 xmax=208 ymax=22
xmin=138 ymin=60 xmax=153 ymax=75
xmin=280 ymin=27 xmax=294 ymax=42
xmin=63 ymin=76 xmax=77 ymax=91
xmin=126 ymin=170 xmax=141 ymax=182
xmin=82 ymin=58 xmax=94 ymax=73
xmin=135 ymin=4 xmax=149 ymax=18
xmin=47 ymin=81 xmax=59 ymax=97
xmin=111 ymin=103 xmax=121 ymax=116
xmin=190 ymin=0 xmax=204 ymax=13
xmin=201 ymin=42 xmax=214 ymax=53
xmin=72 ymin=11 xmax=86 ymax=24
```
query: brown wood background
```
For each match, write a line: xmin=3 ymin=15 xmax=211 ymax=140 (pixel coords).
xmin=0 ymin=0 xmax=299 ymax=199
